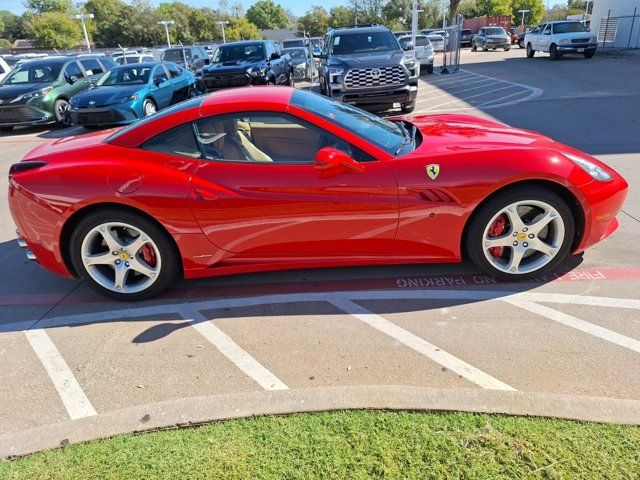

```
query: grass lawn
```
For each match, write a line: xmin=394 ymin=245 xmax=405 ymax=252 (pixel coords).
xmin=1 ymin=411 xmax=639 ymax=479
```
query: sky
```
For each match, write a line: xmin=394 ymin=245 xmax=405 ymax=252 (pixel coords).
xmin=1 ymin=0 xmax=348 ymax=17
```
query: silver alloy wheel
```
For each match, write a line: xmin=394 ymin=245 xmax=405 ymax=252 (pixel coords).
xmin=144 ymin=100 xmax=156 ymax=117
xmin=55 ymin=100 xmax=70 ymax=123
xmin=80 ymin=222 xmax=161 ymax=294
xmin=482 ymin=200 xmax=565 ymax=275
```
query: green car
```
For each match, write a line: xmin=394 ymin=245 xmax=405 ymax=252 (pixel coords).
xmin=0 ymin=55 xmax=117 ymax=131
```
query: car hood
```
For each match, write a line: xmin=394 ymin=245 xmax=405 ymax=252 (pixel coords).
xmin=486 ymin=34 xmax=510 ymax=40
xmin=557 ymin=31 xmax=593 ymax=40
xmin=72 ymin=85 xmax=147 ymax=107
xmin=201 ymin=60 xmax=264 ymax=74
xmin=330 ymin=50 xmax=405 ymax=68
xmin=404 ymin=114 xmax=554 ymax=156
xmin=0 ymin=83 xmax=52 ymax=101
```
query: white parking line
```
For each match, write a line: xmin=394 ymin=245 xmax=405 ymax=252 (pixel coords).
xmin=418 ymin=79 xmax=503 ymax=103
xmin=24 ymin=329 xmax=97 ymax=419
xmin=328 ymin=297 xmax=515 ymax=391
xmin=476 ymin=90 xmax=531 ymax=108
xmin=423 ymin=84 xmax=517 ymax=111
xmin=505 ymin=299 xmax=640 ymax=354
xmin=183 ymin=308 xmax=289 ymax=391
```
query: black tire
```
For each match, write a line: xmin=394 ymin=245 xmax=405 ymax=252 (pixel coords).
xmin=518 ymin=39 xmax=524 ymax=49
xmin=425 ymin=63 xmax=433 ymax=74
xmin=504 ymin=46 xmax=511 ymax=51
xmin=287 ymin=72 xmax=295 ymax=87
xmin=401 ymin=101 xmax=415 ymax=113
xmin=471 ymin=43 xmax=477 ymax=51
xmin=549 ymin=44 xmax=560 ymax=60
xmin=465 ymin=186 xmax=575 ymax=281
xmin=54 ymin=98 xmax=72 ymax=127
xmin=142 ymin=98 xmax=157 ymax=117
xmin=526 ymin=43 xmax=535 ymax=58
xmin=584 ymin=50 xmax=595 ymax=59
xmin=69 ymin=209 xmax=179 ymax=301
xmin=0 ymin=126 xmax=14 ymax=132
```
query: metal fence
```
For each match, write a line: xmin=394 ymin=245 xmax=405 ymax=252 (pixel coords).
xmin=598 ymin=7 xmax=640 ymax=56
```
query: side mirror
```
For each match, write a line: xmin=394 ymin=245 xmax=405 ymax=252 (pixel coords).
xmin=270 ymin=52 xmax=281 ymax=60
xmin=312 ymin=49 xmax=325 ymax=59
xmin=66 ymin=75 xmax=78 ymax=84
xmin=204 ymin=58 xmax=210 ymax=65
xmin=402 ymin=41 xmax=414 ymax=51
xmin=315 ymin=147 xmax=364 ymax=175
xmin=154 ymin=75 xmax=167 ymax=86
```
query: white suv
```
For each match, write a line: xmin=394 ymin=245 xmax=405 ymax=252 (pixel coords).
xmin=525 ymin=21 xmax=597 ymax=60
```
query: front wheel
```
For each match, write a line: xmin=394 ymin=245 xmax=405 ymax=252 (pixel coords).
xmin=518 ymin=39 xmax=524 ymax=49
xmin=54 ymin=99 xmax=72 ymax=127
xmin=549 ymin=44 xmax=561 ymax=60
xmin=69 ymin=210 xmax=179 ymax=301
xmin=401 ymin=101 xmax=415 ymax=113
xmin=142 ymin=98 xmax=157 ymax=117
xmin=425 ymin=63 xmax=433 ymax=74
xmin=465 ymin=186 xmax=574 ymax=281
xmin=584 ymin=50 xmax=595 ymax=59
xmin=526 ymin=43 xmax=535 ymax=58
xmin=287 ymin=72 xmax=295 ymax=87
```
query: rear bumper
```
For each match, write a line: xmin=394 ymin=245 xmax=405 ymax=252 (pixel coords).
xmin=0 ymin=105 xmax=56 ymax=127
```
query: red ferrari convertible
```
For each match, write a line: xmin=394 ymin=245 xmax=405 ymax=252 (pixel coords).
xmin=9 ymin=87 xmax=627 ymax=300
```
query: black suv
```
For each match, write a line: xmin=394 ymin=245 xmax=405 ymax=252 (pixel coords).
xmin=314 ymin=25 xmax=418 ymax=113
xmin=161 ymin=46 xmax=210 ymax=71
xmin=196 ymin=40 xmax=293 ymax=92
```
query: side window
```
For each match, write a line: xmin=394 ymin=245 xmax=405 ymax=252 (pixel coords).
xmin=166 ymin=63 xmax=181 ymax=78
xmin=80 ymin=58 xmax=104 ymax=76
xmin=99 ymin=57 xmax=116 ymax=70
xmin=63 ymin=61 xmax=84 ymax=82
xmin=193 ymin=113 xmax=372 ymax=164
xmin=543 ymin=24 xmax=551 ymax=35
xmin=152 ymin=65 xmax=169 ymax=84
xmin=141 ymin=123 xmax=201 ymax=158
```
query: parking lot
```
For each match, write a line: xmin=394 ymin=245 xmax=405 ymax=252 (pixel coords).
xmin=2 ymin=47 xmax=640 ymax=458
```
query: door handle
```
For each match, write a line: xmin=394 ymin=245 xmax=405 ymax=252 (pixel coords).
xmin=193 ymin=188 xmax=218 ymax=202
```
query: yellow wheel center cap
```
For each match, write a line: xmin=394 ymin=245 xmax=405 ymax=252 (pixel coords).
xmin=120 ymin=252 xmax=129 ymax=260
xmin=517 ymin=233 xmax=527 ymax=241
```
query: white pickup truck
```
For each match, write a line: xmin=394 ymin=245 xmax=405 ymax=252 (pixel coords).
xmin=525 ymin=21 xmax=597 ymax=60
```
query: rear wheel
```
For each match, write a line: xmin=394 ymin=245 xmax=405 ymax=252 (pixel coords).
xmin=526 ymin=43 xmax=535 ymax=58
xmin=69 ymin=210 xmax=179 ymax=301
xmin=465 ymin=186 xmax=574 ymax=281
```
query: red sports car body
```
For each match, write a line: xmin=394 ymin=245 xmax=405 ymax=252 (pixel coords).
xmin=8 ymin=87 xmax=628 ymax=300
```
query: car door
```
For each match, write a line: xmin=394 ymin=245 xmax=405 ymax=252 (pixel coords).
xmin=79 ymin=58 xmax=106 ymax=85
xmin=165 ymin=62 xmax=188 ymax=103
xmin=150 ymin=65 xmax=174 ymax=108
xmin=61 ymin=60 xmax=88 ymax=97
xmin=187 ymin=111 xmax=399 ymax=256
xmin=540 ymin=24 xmax=552 ymax=51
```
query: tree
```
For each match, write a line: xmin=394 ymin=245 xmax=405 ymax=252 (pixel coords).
xmin=349 ymin=0 xmax=385 ymax=25
xmin=246 ymin=0 xmax=290 ymax=30
xmin=189 ymin=7 xmax=218 ymax=42
xmin=224 ymin=17 xmax=261 ymax=41
xmin=475 ymin=0 xmax=512 ymax=17
xmin=25 ymin=0 xmax=74 ymax=14
xmin=118 ymin=0 xmax=161 ymax=46
xmin=157 ymin=1 xmax=195 ymax=44
xmin=547 ymin=4 xmax=568 ymax=21
xmin=0 ymin=11 xmax=29 ymax=41
xmin=511 ymin=0 xmax=545 ymax=25
xmin=329 ymin=6 xmax=353 ymax=28
xmin=84 ymin=0 xmax=126 ymax=47
xmin=29 ymin=11 xmax=80 ymax=48
xmin=298 ymin=5 xmax=329 ymax=36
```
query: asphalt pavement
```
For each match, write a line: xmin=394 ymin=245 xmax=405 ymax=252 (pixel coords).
xmin=1 ymin=47 xmax=639 ymax=458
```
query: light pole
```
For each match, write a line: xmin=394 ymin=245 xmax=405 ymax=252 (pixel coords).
xmin=71 ymin=13 xmax=94 ymax=52
xmin=218 ymin=20 xmax=229 ymax=43
xmin=157 ymin=20 xmax=175 ymax=48
xmin=518 ymin=9 xmax=530 ymax=27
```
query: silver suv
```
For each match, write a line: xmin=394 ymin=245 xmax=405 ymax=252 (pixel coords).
xmin=314 ymin=25 xmax=419 ymax=113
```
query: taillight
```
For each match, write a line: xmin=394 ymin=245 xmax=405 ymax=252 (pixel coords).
xmin=9 ymin=161 xmax=47 ymax=175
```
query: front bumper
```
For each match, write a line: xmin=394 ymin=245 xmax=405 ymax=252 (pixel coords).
xmin=70 ymin=105 xmax=139 ymax=126
xmin=485 ymin=40 xmax=510 ymax=48
xmin=199 ymin=72 xmax=253 ymax=92
xmin=329 ymin=79 xmax=419 ymax=108
xmin=558 ymin=43 xmax=597 ymax=53
xmin=0 ymin=105 xmax=56 ymax=127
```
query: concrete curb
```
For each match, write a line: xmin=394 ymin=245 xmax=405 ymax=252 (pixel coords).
xmin=2 ymin=385 xmax=640 ymax=459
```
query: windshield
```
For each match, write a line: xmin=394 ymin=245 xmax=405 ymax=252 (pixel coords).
xmin=162 ymin=49 xmax=191 ymax=62
xmin=485 ymin=28 xmax=506 ymax=35
xmin=213 ymin=43 xmax=265 ymax=63
xmin=283 ymin=40 xmax=304 ymax=48
xmin=284 ymin=48 xmax=306 ymax=60
xmin=2 ymin=62 xmax=62 ymax=84
xmin=553 ymin=22 xmax=587 ymax=33
xmin=291 ymin=89 xmax=410 ymax=156
xmin=98 ymin=66 xmax=152 ymax=86
xmin=331 ymin=31 xmax=400 ymax=55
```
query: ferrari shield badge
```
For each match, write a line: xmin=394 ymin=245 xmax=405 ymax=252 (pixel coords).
xmin=426 ymin=164 xmax=440 ymax=180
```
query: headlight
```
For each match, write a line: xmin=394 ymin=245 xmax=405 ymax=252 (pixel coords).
xmin=565 ymin=153 xmax=613 ymax=182
xmin=114 ymin=94 xmax=138 ymax=105
xmin=247 ymin=66 xmax=266 ymax=77
xmin=560 ymin=38 xmax=572 ymax=45
xmin=12 ymin=86 xmax=53 ymax=103
xmin=404 ymin=59 xmax=416 ymax=69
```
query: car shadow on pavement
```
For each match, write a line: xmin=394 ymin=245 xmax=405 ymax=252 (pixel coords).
xmin=0 ymin=238 xmax=585 ymax=342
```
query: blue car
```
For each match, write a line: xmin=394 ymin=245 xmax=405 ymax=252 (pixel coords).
xmin=69 ymin=62 xmax=198 ymax=128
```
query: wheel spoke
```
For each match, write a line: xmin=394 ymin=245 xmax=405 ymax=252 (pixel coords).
xmin=504 ymin=206 xmax=525 ymax=233
xmin=527 ymin=210 xmax=556 ymax=234
xmin=84 ymin=252 xmax=114 ymax=266
xmin=113 ymin=263 xmax=129 ymax=290
xmin=126 ymin=235 xmax=150 ymax=256
xmin=529 ymin=238 xmax=556 ymax=257
xmin=505 ymin=247 xmax=526 ymax=273
xmin=99 ymin=226 xmax=124 ymax=252
xmin=484 ymin=236 xmax=512 ymax=249
xmin=129 ymin=257 xmax=158 ymax=279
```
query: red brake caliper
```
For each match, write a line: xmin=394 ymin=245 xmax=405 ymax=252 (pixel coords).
xmin=488 ymin=214 xmax=507 ymax=258
xmin=140 ymin=243 xmax=156 ymax=267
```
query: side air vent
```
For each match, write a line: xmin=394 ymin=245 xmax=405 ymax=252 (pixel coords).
xmin=418 ymin=188 xmax=457 ymax=203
